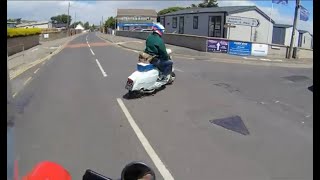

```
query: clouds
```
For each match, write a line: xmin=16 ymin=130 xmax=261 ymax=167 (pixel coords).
xmin=7 ymin=0 xmax=312 ymax=33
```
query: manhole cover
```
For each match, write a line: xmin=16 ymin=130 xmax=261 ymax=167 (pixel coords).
xmin=210 ymin=116 xmax=249 ymax=135
xmin=283 ymin=75 xmax=310 ymax=82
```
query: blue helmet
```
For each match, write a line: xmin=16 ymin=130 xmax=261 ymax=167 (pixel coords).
xmin=152 ymin=23 xmax=165 ymax=36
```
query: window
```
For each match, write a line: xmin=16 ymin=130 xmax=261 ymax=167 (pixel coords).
xmin=193 ymin=16 xmax=198 ymax=29
xmin=172 ymin=17 xmax=177 ymax=28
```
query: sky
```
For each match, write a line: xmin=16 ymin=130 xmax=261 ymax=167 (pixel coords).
xmin=7 ymin=0 xmax=313 ymax=34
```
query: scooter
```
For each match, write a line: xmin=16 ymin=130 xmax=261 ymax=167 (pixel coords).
xmin=125 ymin=49 xmax=176 ymax=97
xmin=23 ymin=161 xmax=156 ymax=180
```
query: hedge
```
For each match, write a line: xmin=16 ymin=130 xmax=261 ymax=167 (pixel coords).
xmin=7 ymin=28 xmax=42 ymax=38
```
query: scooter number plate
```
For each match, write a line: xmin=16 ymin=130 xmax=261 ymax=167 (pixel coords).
xmin=125 ymin=81 xmax=133 ymax=90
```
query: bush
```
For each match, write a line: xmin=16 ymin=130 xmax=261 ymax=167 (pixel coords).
xmin=7 ymin=28 xmax=42 ymax=38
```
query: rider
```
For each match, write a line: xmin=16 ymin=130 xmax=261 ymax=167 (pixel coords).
xmin=144 ymin=23 xmax=172 ymax=81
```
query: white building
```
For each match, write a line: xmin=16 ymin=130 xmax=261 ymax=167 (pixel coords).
xmin=298 ymin=30 xmax=313 ymax=49
xmin=16 ymin=21 xmax=52 ymax=29
xmin=75 ymin=24 xmax=85 ymax=30
xmin=159 ymin=6 xmax=274 ymax=44
xmin=272 ymin=24 xmax=299 ymax=47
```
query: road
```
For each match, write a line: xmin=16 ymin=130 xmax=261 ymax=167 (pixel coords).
xmin=13 ymin=32 xmax=313 ymax=180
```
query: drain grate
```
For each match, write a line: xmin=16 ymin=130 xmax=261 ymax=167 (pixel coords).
xmin=283 ymin=75 xmax=310 ymax=82
xmin=210 ymin=116 xmax=250 ymax=135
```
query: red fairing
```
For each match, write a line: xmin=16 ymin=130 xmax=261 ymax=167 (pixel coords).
xmin=23 ymin=161 xmax=71 ymax=180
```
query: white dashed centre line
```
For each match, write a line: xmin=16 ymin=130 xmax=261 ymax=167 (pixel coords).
xmin=95 ymin=59 xmax=107 ymax=77
xmin=34 ymin=68 xmax=40 ymax=74
xmin=117 ymin=98 xmax=175 ymax=180
xmin=23 ymin=77 xmax=33 ymax=85
xmin=90 ymin=48 xmax=95 ymax=56
xmin=175 ymin=68 xmax=184 ymax=72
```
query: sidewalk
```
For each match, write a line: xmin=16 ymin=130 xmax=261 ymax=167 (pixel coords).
xmin=97 ymin=33 xmax=313 ymax=68
xmin=8 ymin=33 xmax=83 ymax=79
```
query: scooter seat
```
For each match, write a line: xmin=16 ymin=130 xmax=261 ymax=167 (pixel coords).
xmin=137 ymin=63 xmax=155 ymax=72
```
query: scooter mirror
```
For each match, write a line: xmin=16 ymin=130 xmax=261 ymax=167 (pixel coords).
xmin=121 ymin=162 xmax=155 ymax=180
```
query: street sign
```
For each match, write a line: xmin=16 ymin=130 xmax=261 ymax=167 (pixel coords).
xmin=226 ymin=16 xmax=260 ymax=27
xmin=224 ymin=24 xmax=236 ymax=28
xmin=207 ymin=39 xmax=228 ymax=53
xmin=228 ymin=41 xmax=252 ymax=56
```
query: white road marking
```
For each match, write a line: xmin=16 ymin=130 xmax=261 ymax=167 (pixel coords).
xmin=23 ymin=77 xmax=33 ymax=85
xmin=260 ymin=58 xmax=271 ymax=61
xmin=95 ymin=59 xmax=107 ymax=77
xmin=175 ymin=68 xmax=184 ymax=72
xmin=12 ymin=92 xmax=17 ymax=98
xmin=90 ymin=48 xmax=95 ymax=56
xmin=273 ymin=59 xmax=283 ymax=62
xmin=31 ymin=48 xmax=38 ymax=52
xmin=116 ymin=98 xmax=175 ymax=180
xmin=34 ymin=68 xmax=40 ymax=74
xmin=243 ymin=57 xmax=258 ymax=60
xmin=88 ymin=43 xmax=91 ymax=48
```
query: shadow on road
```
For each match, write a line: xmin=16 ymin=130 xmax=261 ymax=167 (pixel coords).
xmin=122 ymin=86 xmax=166 ymax=100
xmin=308 ymin=85 xmax=313 ymax=92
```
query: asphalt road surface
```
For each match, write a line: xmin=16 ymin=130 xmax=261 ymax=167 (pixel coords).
xmin=13 ymin=32 xmax=313 ymax=180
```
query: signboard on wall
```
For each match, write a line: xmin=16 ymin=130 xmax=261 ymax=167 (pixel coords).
xmin=207 ymin=39 xmax=228 ymax=53
xmin=228 ymin=41 xmax=252 ymax=56
xmin=251 ymin=43 xmax=268 ymax=56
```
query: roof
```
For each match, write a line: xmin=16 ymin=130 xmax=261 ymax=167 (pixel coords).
xmin=75 ymin=24 xmax=84 ymax=30
xmin=16 ymin=21 xmax=50 ymax=27
xmin=117 ymin=9 xmax=157 ymax=18
xmin=298 ymin=30 xmax=308 ymax=34
xmin=159 ymin=6 xmax=275 ymax=23
xmin=274 ymin=24 xmax=292 ymax=28
xmin=298 ymin=30 xmax=312 ymax=36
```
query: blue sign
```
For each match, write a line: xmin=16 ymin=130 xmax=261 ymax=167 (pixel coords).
xmin=207 ymin=39 xmax=228 ymax=53
xmin=300 ymin=6 xmax=309 ymax=21
xmin=228 ymin=41 xmax=252 ymax=56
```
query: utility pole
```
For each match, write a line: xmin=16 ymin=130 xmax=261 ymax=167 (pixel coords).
xmin=101 ymin=16 xmax=104 ymax=33
xmin=67 ymin=2 xmax=70 ymax=33
xmin=74 ymin=12 xmax=76 ymax=28
xmin=288 ymin=0 xmax=300 ymax=59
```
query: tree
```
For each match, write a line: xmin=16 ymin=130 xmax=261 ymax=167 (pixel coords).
xmin=50 ymin=14 xmax=72 ymax=26
xmin=104 ymin=17 xmax=115 ymax=29
xmin=158 ymin=7 xmax=186 ymax=15
xmin=198 ymin=0 xmax=218 ymax=8
xmin=191 ymin=4 xmax=198 ymax=8
xmin=84 ymin=22 xmax=90 ymax=30
xmin=90 ymin=24 xmax=96 ymax=31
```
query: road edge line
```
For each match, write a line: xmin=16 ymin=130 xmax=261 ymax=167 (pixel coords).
xmin=116 ymin=98 xmax=175 ymax=180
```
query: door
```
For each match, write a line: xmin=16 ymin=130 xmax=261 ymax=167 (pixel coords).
xmin=179 ymin=16 xmax=184 ymax=34
xmin=208 ymin=16 xmax=222 ymax=37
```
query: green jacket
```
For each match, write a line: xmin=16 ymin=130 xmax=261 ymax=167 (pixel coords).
xmin=144 ymin=32 xmax=169 ymax=61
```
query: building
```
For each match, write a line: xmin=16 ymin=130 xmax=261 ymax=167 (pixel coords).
xmin=272 ymin=24 xmax=298 ymax=47
xmin=298 ymin=30 xmax=313 ymax=49
xmin=7 ymin=22 xmax=17 ymax=28
xmin=116 ymin=9 xmax=157 ymax=31
xmin=16 ymin=21 xmax=52 ymax=29
xmin=75 ymin=24 xmax=85 ymax=30
xmin=159 ymin=6 xmax=274 ymax=44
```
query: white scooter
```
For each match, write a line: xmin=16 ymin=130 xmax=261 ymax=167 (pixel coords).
xmin=125 ymin=49 xmax=175 ymax=97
